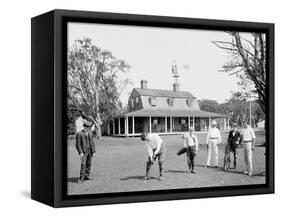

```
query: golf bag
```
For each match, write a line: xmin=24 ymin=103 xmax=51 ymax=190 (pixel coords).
xmin=223 ymin=143 xmax=231 ymax=171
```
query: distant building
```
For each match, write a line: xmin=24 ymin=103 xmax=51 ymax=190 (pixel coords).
xmin=107 ymin=79 xmax=228 ymax=136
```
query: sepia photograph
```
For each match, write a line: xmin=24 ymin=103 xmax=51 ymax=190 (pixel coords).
xmin=66 ymin=22 xmax=267 ymax=196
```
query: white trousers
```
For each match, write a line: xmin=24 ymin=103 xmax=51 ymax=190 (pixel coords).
xmin=243 ymin=142 xmax=253 ymax=173
xmin=206 ymin=140 xmax=218 ymax=166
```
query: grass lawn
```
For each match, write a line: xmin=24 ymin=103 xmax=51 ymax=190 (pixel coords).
xmin=67 ymin=130 xmax=266 ymax=195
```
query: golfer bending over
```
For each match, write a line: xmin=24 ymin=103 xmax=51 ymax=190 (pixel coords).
xmin=141 ymin=132 xmax=166 ymax=181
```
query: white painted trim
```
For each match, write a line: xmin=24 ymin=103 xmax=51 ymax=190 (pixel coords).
xmin=132 ymin=116 xmax=135 ymax=134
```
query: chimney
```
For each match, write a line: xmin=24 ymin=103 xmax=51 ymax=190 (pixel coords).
xmin=141 ymin=80 xmax=148 ymax=89
xmin=173 ymin=83 xmax=180 ymax=91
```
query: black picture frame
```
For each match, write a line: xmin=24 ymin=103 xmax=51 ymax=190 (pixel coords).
xmin=31 ymin=9 xmax=274 ymax=207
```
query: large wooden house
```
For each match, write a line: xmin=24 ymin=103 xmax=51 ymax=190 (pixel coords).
xmin=107 ymin=80 xmax=228 ymax=136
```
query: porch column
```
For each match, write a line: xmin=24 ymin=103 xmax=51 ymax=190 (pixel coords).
xmin=223 ymin=117 xmax=227 ymax=130
xmin=188 ymin=117 xmax=190 ymax=129
xmin=149 ymin=116 xmax=152 ymax=133
xmin=193 ymin=117 xmax=195 ymax=128
xmin=107 ymin=121 xmax=110 ymax=135
xmin=113 ymin=119 xmax=115 ymax=135
xmin=227 ymin=117 xmax=230 ymax=129
xmin=125 ymin=116 xmax=129 ymax=136
xmin=170 ymin=116 xmax=173 ymax=132
xmin=165 ymin=116 xmax=167 ymax=133
xmin=118 ymin=118 xmax=121 ymax=135
xmin=132 ymin=116 xmax=135 ymax=134
xmin=209 ymin=117 xmax=211 ymax=129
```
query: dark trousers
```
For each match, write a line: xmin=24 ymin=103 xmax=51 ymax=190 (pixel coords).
xmin=230 ymin=147 xmax=238 ymax=168
xmin=79 ymin=152 xmax=92 ymax=180
xmin=187 ymin=146 xmax=196 ymax=171
xmin=146 ymin=144 xmax=166 ymax=177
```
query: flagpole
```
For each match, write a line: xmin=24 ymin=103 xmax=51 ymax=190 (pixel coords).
xmin=249 ymin=99 xmax=252 ymax=127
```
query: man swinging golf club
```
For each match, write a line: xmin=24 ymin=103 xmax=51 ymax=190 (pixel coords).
xmin=141 ymin=132 xmax=166 ymax=181
xmin=182 ymin=127 xmax=198 ymax=174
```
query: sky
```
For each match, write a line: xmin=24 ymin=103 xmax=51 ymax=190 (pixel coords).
xmin=68 ymin=22 xmax=244 ymax=105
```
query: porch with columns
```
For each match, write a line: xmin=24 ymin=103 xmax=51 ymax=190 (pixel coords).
xmin=108 ymin=115 xmax=229 ymax=137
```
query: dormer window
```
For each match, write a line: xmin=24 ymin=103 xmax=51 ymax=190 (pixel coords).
xmin=167 ymin=98 xmax=174 ymax=107
xmin=136 ymin=97 xmax=139 ymax=106
xmin=131 ymin=98 xmax=134 ymax=108
xmin=149 ymin=97 xmax=157 ymax=106
xmin=186 ymin=99 xmax=192 ymax=107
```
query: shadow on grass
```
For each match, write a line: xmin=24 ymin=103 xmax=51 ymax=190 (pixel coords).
xmin=164 ymin=169 xmax=186 ymax=174
xmin=68 ymin=177 xmax=78 ymax=183
xmin=253 ymin=172 xmax=266 ymax=177
xmin=120 ymin=175 xmax=158 ymax=181
xmin=196 ymin=164 xmax=221 ymax=169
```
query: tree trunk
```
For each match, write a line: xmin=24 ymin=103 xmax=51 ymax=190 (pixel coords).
xmin=95 ymin=87 xmax=102 ymax=139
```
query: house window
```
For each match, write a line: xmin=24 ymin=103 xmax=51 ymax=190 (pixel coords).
xmin=131 ymin=98 xmax=134 ymax=108
xmin=136 ymin=97 xmax=139 ymax=106
xmin=186 ymin=99 xmax=192 ymax=107
xmin=149 ymin=97 xmax=157 ymax=106
xmin=153 ymin=118 xmax=158 ymax=125
xmin=181 ymin=118 xmax=186 ymax=124
xmin=167 ymin=98 xmax=174 ymax=106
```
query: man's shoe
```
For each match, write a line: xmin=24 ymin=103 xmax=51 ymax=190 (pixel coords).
xmin=143 ymin=176 xmax=151 ymax=180
xmin=191 ymin=170 xmax=196 ymax=174
xmin=248 ymin=172 xmax=253 ymax=176
xmin=205 ymin=165 xmax=210 ymax=168
xmin=77 ymin=178 xmax=84 ymax=184
xmin=158 ymin=175 xmax=164 ymax=181
xmin=243 ymin=171 xmax=249 ymax=175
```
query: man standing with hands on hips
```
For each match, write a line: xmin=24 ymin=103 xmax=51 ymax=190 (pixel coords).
xmin=205 ymin=120 xmax=221 ymax=168
xmin=75 ymin=120 xmax=96 ymax=184
xmin=241 ymin=121 xmax=256 ymax=176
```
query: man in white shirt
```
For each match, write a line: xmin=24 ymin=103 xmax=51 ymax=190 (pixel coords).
xmin=141 ymin=132 xmax=166 ymax=181
xmin=205 ymin=120 xmax=221 ymax=168
xmin=241 ymin=121 xmax=256 ymax=176
xmin=182 ymin=127 xmax=198 ymax=173
xmin=75 ymin=114 xmax=85 ymax=133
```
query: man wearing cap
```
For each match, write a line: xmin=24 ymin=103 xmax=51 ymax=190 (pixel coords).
xmin=182 ymin=127 xmax=198 ymax=174
xmin=141 ymin=132 xmax=166 ymax=181
xmin=227 ymin=123 xmax=242 ymax=169
xmin=75 ymin=120 xmax=96 ymax=184
xmin=205 ymin=120 xmax=221 ymax=168
xmin=240 ymin=121 xmax=256 ymax=176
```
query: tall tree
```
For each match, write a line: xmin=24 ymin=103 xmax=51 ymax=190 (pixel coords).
xmin=212 ymin=32 xmax=266 ymax=113
xmin=67 ymin=38 xmax=130 ymax=138
xmin=219 ymin=91 xmax=265 ymax=127
xmin=199 ymin=99 xmax=220 ymax=113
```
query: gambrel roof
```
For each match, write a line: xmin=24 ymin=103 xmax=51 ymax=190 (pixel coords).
xmin=134 ymin=88 xmax=196 ymax=99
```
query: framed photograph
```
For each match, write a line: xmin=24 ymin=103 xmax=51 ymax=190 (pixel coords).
xmin=31 ymin=9 xmax=274 ymax=207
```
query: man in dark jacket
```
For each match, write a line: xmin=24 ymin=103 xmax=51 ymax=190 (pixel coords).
xmin=227 ymin=123 xmax=242 ymax=169
xmin=75 ymin=120 xmax=96 ymax=184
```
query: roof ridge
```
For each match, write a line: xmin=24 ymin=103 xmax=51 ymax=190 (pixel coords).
xmin=134 ymin=87 xmax=196 ymax=98
xmin=135 ymin=87 xmax=193 ymax=93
